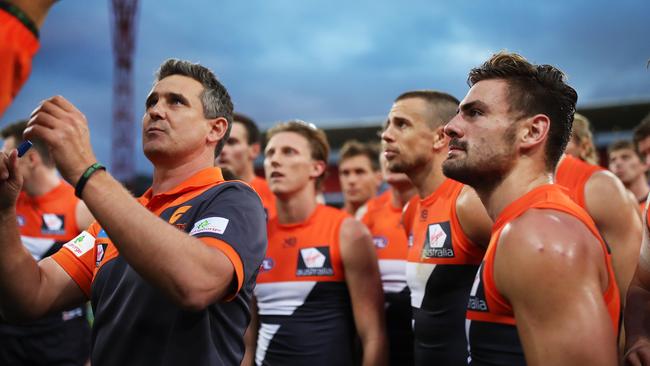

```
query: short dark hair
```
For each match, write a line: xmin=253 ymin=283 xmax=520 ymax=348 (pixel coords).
xmin=468 ymin=51 xmax=578 ymax=171
xmin=266 ymin=120 xmax=330 ymax=189
xmin=608 ymin=140 xmax=641 ymax=159
xmin=395 ymin=90 xmax=459 ymax=129
xmin=339 ymin=140 xmax=380 ymax=172
xmin=233 ymin=112 xmax=261 ymax=145
xmin=0 ymin=120 xmax=53 ymax=167
xmin=633 ymin=112 xmax=650 ymax=147
xmin=155 ymin=59 xmax=234 ymax=157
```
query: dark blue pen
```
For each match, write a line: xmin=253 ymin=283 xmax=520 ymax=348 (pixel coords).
xmin=17 ymin=140 xmax=33 ymax=157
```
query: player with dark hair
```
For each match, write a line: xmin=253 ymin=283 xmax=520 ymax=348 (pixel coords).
xmin=444 ymin=51 xmax=619 ymax=365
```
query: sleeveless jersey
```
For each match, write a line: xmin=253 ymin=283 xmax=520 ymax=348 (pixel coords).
xmin=361 ymin=189 xmax=413 ymax=365
xmin=555 ymin=154 xmax=605 ymax=209
xmin=465 ymin=184 xmax=620 ymax=366
xmin=254 ymin=204 xmax=355 ymax=366
xmin=403 ymin=178 xmax=485 ymax=365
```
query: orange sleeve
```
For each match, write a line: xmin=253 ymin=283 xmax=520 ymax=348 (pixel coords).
xmin=200 ymin=237 xmax=245 ymax=301
xmin=51 ymin=223 xmax=101 ymax=298
xmin=0 ymin=6 xmax=40 ymax=117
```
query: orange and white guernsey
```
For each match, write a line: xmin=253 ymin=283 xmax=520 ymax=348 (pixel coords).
xmin=403 ymin=178 xmax=485 ymax=366
xmin=255 ymin=204 xmax=355 ymax=366
xmin=465 ymin=184 xmax=620 ymax=366
xmin=361 ymin=189 xmax=413 ymax=364
xmin=555 ymin=154 xmax=605 ymax=209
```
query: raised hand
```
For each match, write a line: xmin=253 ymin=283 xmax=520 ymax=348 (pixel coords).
xmin=0 ymin=149 xmax=23 ymax=210
xmin=26 ymin=96 xmax=98 ymax=187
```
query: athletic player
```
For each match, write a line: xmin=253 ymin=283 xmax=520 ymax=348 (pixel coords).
xmin=338 ymin=140 xmax=382 ymax=216
xmin=217 ymin=112 xmax=276 ymax=217
xmin=381 ymin=90 xmax=492 ymax=365
xmin=608 ymin=140 xmax=650 ymax=211
xmin=359 ymin=153 xmax=416 ymax=365
xmin=253 ymin=120 xmax=387 ymax=366
xmin=444 ymin=51 xmax=619 ymax=365
xmin=0 ymin=120 xmax=94 ymax=365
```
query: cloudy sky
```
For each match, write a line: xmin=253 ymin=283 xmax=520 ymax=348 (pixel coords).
xmin=3 ymin=0 xmax=650 ymax=174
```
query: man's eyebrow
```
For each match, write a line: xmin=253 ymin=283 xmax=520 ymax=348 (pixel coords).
xmin=458 ymin=100 xmax=488 ymax=113
xmin=145 ymin=92 xmax=158 ymax=107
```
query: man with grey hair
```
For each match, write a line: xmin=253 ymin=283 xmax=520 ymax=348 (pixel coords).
xmin=0 ymin=59 xmax=267 ymax=365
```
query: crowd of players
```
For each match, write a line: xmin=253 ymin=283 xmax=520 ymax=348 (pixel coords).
xmin=2 ymin=1 xmax=650 ymax=366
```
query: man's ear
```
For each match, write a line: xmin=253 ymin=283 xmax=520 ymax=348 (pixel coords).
xmin=207 ymin=117 xmax=229 ymax=144
xmin=433 ymin=125 xmax=449 ymax=151
xmin=249 ymin=142 xmax=261 ymax=161
xmin=310 ymin=160 xmax=327 ymax=180
xmin=519 ymin=114 xmax=551 ymax=151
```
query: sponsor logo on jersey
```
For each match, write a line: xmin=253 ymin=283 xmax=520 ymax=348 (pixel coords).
xmin=373 ymin=236 xmax=388 ymax=249
xmin=297 ymin=246 xmax=334 ymax=276
xmin=422 ymin=221 xmax=455 ymax=258
xmin=17 ymin=215 xmax=25 ymax=227
xmin=96 ymin=243 xmax=108 ymax=267
xmin=260 ymin=258 xmax=274 ymax=272
xmin=189 ymin=217 xmax=229 ymax=236
xmin=41 ymin=213 xmax=65 ymax=235
xmin=467 ymin=264 xmax=489 ymax=312
xmin=64 ymin=231 xmax=95 ymax=257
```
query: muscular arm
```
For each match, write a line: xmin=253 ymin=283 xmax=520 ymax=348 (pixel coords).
xmin=495 ymin=210 xmax=618 ymax=366
xmin=456 ymin=186 xmax=493 ymax=248
xmin=339 ymin=218 xmax=388 ymax=366
xmin=625 ymin=265 xmax=650 ymax=366
xmin=585 ymin=171 xmax=642 ymax=304
xmin=79 ymin=171 xmax=238 ymax=310
xmin=241 ymin=298 xmax=259 ymax=366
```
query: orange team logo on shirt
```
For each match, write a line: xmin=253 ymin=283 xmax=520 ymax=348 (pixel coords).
xmin=169 ymin=205 xmax=192 ymax=224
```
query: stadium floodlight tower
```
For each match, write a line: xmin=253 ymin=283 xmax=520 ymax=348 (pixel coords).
xmin=110 ymin=0 xmax=139 ymax=183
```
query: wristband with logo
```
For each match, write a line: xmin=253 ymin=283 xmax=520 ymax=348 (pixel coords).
xmin=75 ymin=163 xmax=106 ymax=198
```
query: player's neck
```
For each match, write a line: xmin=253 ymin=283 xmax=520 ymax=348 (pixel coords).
xmin=390 ymin=185 xmax=417 ymax=208
xmin=343 ymin=200 xmax=364 ymax=216
xmin=239 ymin=165 xmax=256 ymax=184
xmin=628 ymin=175 xmax=650 ymax=201
xmin=477 ymin=162 xmax=552 ymax=221
xmin=24 ymin=167 xmax=60 ymax=197
xmin=275 ymin=184 xmax=319 ymax=224
xmin=151 ymin=155 xmax=214 ymax=195
xmin=411 ymin=156 xmax=446 ymax=199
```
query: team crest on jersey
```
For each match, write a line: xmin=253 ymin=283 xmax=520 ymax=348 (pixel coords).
xmin=419 ymin=209 xmax=428 ymax=221
xmin=41 ymin=213 xmax=65 ymax=235
xmin=422 ymin=221 xmax=454 ymax=258
xmin=373 ymin=236 xmax=388 ymax=249
xmin=96 ymin=244 xmax=108 ymax=267
xmin=297 ymin=247 xmax=334 ymax=276
xmin=467 ymin=263 xmax=489 ymax=312
xmin=260 ymin=258 xmax=274 ymax=272
xmin=16 ymin=215 xmax=25 ymax=227
xmin=283 ymin=236 xmax=297 ymax=248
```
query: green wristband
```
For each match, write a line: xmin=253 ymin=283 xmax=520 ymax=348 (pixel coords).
xmin=75 ymin=163 xmax=106 ymax=198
